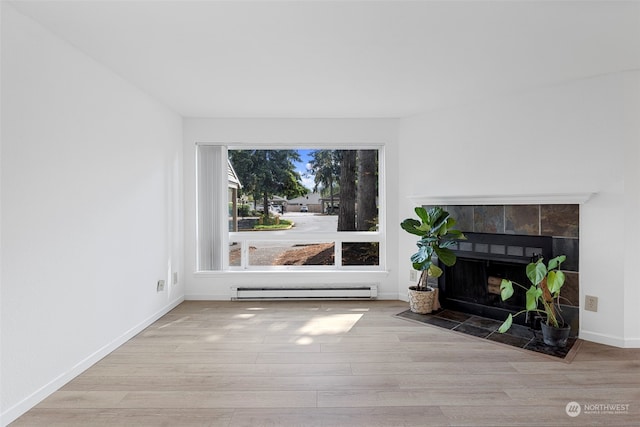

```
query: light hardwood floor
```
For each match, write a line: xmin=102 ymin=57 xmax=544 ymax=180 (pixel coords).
xmin=12 ymin=300 xmax=640 ymax=426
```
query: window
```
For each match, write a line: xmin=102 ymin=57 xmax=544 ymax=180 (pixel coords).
xmin=197 ymin=145 xmax=384 ymax=271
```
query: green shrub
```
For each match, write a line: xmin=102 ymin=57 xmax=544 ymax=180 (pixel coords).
xmin=237 ymin=204 xmax=251 ymax=217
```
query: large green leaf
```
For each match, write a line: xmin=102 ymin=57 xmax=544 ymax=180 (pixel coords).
xmin=429 ymin=264 xmax=443 ymax=278
xmin=415 ymin=206 xmax=429 ymax=224
xmin=526 ymin=261 xmax=547 ymax=285
xmin=500 ymin=279 xmax=514 ymax=301
xmin=426 ymin=206 xmax=443 ymax=222
xmin=547 ymin=255 xmax=566 ymax=271
xmin=498 ymin=314 xmax=513 ymax=333
xmin=439 ymin=240 xmax=458 ymax=249
xmin=434 ymin=246 xmax=457 ymax=267
xmin=430 ymin=214 xmax=450 ymax=236
xmin=445 ymin=229 xmax=466 ymax=240
xmin=410 ymin=246 xmax=430 ymax=265
xmin=547 ymin=270 xmax=565 ymax=294
xmin=525 ymin=285 xmax=542 ymax=311
xmin=417 ymin=223 xmax=432 ymax=232
xmin=400 ymin=218 xmax=424 ymax=236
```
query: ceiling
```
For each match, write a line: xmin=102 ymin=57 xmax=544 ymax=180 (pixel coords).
xmin=8 ymin=0 xmax=640 ymax=118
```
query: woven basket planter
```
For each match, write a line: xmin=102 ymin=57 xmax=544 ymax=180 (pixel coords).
xmin=408 ymin=286 xmax=438 ymax=314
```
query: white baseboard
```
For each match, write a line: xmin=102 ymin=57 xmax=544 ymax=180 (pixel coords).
xmin=185 ymin=293 xmax=231 ymax=300
xmin=186 ymin=292 xmax=400 ymax=301
xmin=621 ymin=337 xmax=640 ymax=348
xmin=375 ymin=292 xmax=399 ymax=300
xmin=578 ymin=330 xmax=626 ymax=348
xmin=1 ymin=296 xmax=184 ymax=426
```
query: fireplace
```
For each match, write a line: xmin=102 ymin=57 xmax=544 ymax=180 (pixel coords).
xmin=438 ymin=232 xmax=556 ymax=327
xmin=409 ymin=199 xmax=582 ymax=334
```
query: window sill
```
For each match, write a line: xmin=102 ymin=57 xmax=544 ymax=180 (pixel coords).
xmin=193 ymin=270 xmax=390 ymax=278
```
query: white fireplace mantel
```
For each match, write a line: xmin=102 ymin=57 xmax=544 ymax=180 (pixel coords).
xmin=408 ymin=193 xmax=595 ymax=206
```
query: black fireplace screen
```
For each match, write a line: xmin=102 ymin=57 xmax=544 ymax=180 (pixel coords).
xmin=438 ymin=232 xmax=553 ymax=324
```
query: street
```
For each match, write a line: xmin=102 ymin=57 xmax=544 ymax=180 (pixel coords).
xmin=280 ymin=212 xmax=338 ymax=233
xmin=231 ymin=213 xmax=339 ymax=266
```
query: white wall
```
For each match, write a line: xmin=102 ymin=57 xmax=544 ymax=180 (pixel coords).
xmin=623 ymin=77 xmax=640 ymax=345
xmin=398 ymin=71 xmax=640 ymax=348
xmin=0 ymin=5 xmax=184 ymax=424
xmin=0 ymin=3 xmax=4 ymax=424
xmin=183 ymin=118 xmax=399 ymax=299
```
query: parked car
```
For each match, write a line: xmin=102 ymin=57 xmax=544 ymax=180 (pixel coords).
xmin=300 ymin=205 xmax=308 ymax=212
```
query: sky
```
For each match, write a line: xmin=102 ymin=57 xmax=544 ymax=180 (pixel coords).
xmin=295 ymin=149 xmax=315 ymax=192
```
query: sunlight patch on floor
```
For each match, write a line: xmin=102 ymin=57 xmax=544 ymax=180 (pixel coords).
xmin=233 ymin=313 xmax=256 ymax=319
xmin=267 ymin=322 xmax=294 ymax=332
xmin=297 ymin=313 xmax=364 ymax=335
xmin=157 ymin=316 xmax=191 ymax=329
xmin=295 ymin=336 xmax=314 ymax=345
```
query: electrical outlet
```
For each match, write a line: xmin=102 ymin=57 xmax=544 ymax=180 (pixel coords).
xmin=157 ymin=280 xmax=165 ymax=292
xmin=585 ymin=295 xmax=598 ymax=312
xmin=409 ymin=270 xmax=417 ymax=282
xmin=172 ymin=272 xmax=178 ymax=285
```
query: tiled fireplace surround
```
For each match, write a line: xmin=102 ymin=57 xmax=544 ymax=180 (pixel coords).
xmin=425 ymin=203 xmax=580 ymax=332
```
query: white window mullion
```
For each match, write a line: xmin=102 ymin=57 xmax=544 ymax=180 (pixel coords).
xmin=241 ymin=240 xmax=249 ymax=270
xmin=334 ymin=237 xmax=343 ymax=268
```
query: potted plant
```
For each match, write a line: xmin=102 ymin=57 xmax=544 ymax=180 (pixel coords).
xmin=498 ymin=255 xmax=571 ymax=347
xmin=400 ymin=206 xmax=465 ymax=314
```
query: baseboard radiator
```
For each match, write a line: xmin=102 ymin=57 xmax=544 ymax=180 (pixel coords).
xmin=230 ymin=285 xmax=378 ymax=300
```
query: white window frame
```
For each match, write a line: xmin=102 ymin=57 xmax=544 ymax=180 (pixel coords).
xmin=197 ymin=143 xmax=386 ymax=272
